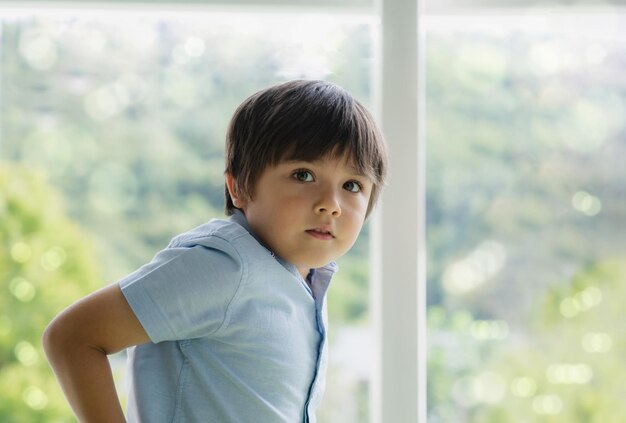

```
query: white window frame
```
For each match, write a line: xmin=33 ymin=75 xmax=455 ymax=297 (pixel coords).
xmin=372 ymin=0 xmax=422 ymax=421
xmin=0 ymin=1 xmax=424 ymax=422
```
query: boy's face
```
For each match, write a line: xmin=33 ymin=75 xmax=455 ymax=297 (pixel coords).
xmin=227 ymin=154 xmax=372 ymax=278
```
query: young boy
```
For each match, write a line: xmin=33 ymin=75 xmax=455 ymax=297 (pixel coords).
xmin=43 ymin=80 xmax=388 ymax=423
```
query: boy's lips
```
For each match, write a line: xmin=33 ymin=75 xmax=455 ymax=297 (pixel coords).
xmin=305 ymin=227 xmax=335 ymax=240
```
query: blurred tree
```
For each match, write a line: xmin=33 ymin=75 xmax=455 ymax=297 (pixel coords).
xmin=0 ymin=163 xmax=100 ymax=422
xmin=0 ymin=15 xmax=375 ymax=423
xmin=0 ymin=17 xmax=373 ymax=293
xmin=427 ymin=259 xmax=626 ymax=423
xmin=425 ymin=30 xmax=626 ymax=422
xmin=478 ymin=259 xmax=626 ymax=423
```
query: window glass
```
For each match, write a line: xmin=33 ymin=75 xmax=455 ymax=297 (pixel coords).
xmin=426 ymin=14 xmax=626 ymax=422
xmin=15 ymin=0 xmax=372 ymax=6
xmin=426 ymin=0 xmax=623 ymax=13
xmin=0 ymin=11 xmax=375 ymax=422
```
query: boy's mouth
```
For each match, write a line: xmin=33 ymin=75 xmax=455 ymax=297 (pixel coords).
xmin=305 ymin=228 xmax=335 ymax=240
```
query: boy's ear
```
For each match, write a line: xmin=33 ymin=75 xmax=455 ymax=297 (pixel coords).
xmin=225 ymin=174 xmax=248 ymax=209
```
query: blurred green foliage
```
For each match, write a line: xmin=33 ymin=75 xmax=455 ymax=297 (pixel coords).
xmin=0 ymin=163 xmax=100 ymax=421
xmin=428 ymin=259 xmax=626 ymax=422
xmin=0 ymin=15 xmax=372 ymax=421
xmin=425 ymin=31 xmax=626 ymax=422
xmin=0 ymin=16 xmax=372 ymax=288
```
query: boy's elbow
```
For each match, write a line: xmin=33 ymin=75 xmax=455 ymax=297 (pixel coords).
xmin=42 ymin=314 xmax=81 ymax=362
xmin=42 ymin=317 xmax=65 ymax=359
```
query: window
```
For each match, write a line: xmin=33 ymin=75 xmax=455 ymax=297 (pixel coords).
xmin=424 ymin=6 xmax=626 ymax=422
xmin=1 ymin=6 xmax=377 ymax=421
xmin=4 ymin=1 xmax=623 ymax=422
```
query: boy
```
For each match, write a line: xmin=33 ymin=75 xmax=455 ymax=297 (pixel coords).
xmin=43 ymin=80 xmax=388 ymax=422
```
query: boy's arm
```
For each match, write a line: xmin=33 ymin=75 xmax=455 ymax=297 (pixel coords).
xmin=42 ymin=283 xmax=150 ymax=423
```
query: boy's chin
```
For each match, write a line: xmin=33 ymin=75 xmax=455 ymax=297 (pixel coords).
xmin=285 ymin=248 xmax=349 ymax=271
xmin=295 ymin=256 xmax=340 ymax=270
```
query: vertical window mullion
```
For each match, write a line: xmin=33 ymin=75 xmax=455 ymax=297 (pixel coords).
xmin=371 ymin=0 xmax=422 ymax=422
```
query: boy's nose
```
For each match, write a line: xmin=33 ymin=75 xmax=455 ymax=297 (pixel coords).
xmin=315 ymin=189 xmax=342 ymax=217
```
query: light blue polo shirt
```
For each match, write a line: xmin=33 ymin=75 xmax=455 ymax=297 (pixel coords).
xmin=119 ymin=211 xmax=335 ymax=422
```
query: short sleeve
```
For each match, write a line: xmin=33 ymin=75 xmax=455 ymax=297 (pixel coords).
xmin=119 ymin=238 xmax=244 ymax=343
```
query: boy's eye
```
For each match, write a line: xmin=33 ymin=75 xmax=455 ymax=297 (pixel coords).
xmin=293 ymin=170 xmax=314 ymax=182
xmin=343 ymin=180 xmax=362 ymax=193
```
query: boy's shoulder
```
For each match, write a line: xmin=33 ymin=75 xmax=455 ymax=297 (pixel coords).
xmin=169 ymin=217 xmax=250 ymax=249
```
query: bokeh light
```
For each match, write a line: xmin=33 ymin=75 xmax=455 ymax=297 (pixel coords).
xmin=444 ymin=241 xmax=507 ymax=295
xmin=546 ymin=363 xmax=593 ymax=385
xmin=560 ymin=286 xmax=602 ymax=318
xmin=510 ymin=377 xmax=537 ymax=398
xmin=19 ymin=28 xmax=58 ymax=70
xmin=571 ymin=191 xmax=602 ymax=216
xmin=470 ymin=319 xmax=509 ymax=340
xmin=15 ymin=341 xmax=39 ymax=367
xmin=452 ymin=371 xmax=506 ymax=406
xmin=41 ymin=246 xmax=67 ymax=272
xmin=10 ymin=242 xmax=32 ymax=264
xmin=22 ymin=386 xmax=48 ymax=410
xmin=582 ymin=332 xmax=612 ymax=353
xmin=9 ymin=277 xmax=36 ymax=302
xmin=533 ymin=394 xmax=563 ymax=415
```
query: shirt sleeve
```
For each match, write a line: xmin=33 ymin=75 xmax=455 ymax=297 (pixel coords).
xmin=118 ymin=237 xmax=244 ymax=343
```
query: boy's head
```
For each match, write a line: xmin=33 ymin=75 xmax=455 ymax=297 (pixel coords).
xmin=224 ymin=80 xmax=387 ymax=218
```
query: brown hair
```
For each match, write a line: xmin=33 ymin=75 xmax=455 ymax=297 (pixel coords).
xmin=224 ymin=80 xmax=387 ymax=217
